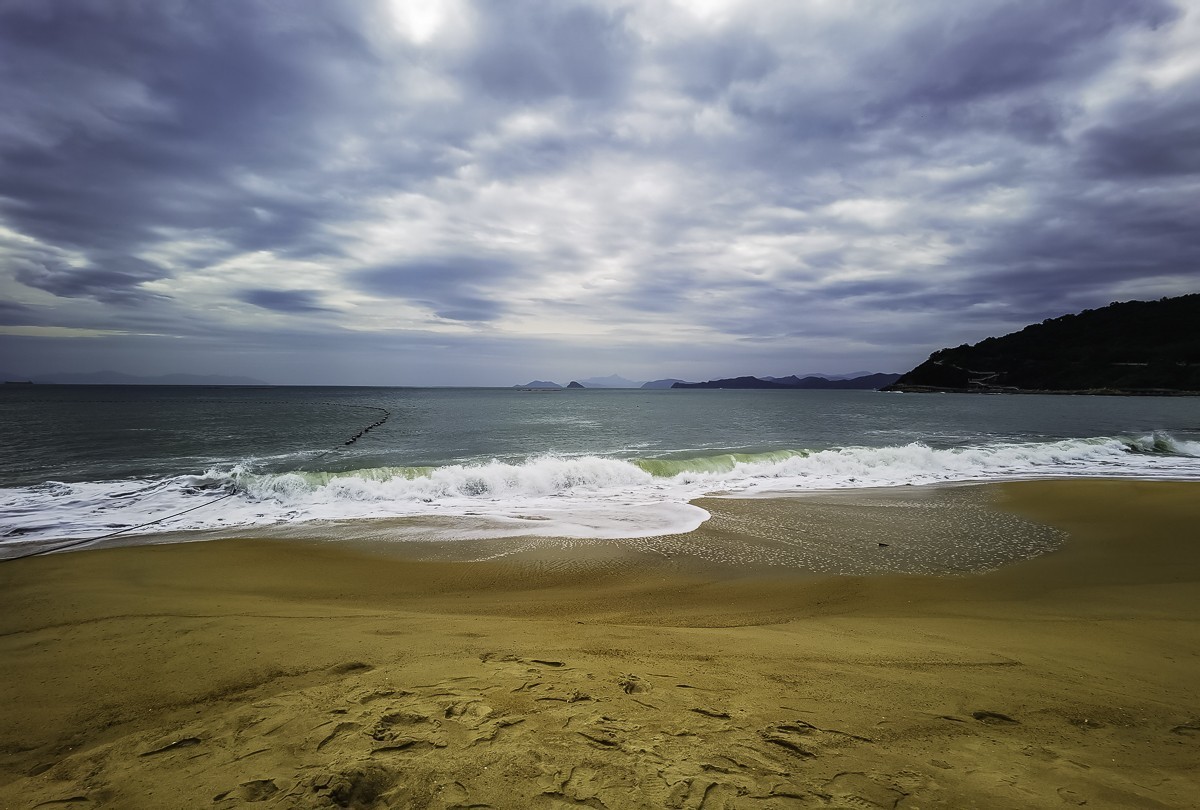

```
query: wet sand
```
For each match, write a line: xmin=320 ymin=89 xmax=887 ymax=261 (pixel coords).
xmin=1 ymin=479 xmax=1198 ymax=808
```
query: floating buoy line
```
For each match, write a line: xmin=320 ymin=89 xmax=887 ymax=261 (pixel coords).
xmin=0 ymin=402 xmax=392 ymax=562
xmin=305 ymin=404 xmax=391 ymax=460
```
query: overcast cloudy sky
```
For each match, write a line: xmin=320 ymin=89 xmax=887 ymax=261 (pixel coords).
xmin=1 ymin=0 xmax=1198 ymax=385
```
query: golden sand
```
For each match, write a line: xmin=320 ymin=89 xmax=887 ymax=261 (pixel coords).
xmin=1 ymin=480 xmax=1198 ymax=808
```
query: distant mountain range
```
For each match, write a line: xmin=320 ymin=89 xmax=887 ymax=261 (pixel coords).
xmin=672 ymin=373 xmax=901 ymax=390
xmin=515 ymin=372 xmax=900 ymax=390
xmin=1 ymin=370 xmax=269 ymax=386
xmin=886 ymin=294 xmax=1200 ymax=395
xmin=761 ymin=372 xmax=878 ymax=382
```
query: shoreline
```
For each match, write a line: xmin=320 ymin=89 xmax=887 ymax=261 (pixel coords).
xmin=2 ymin=479 xmax=1199 ymax=808
xmin=0 ymin=476 xmax=1103 ymax=569
xmin=883 ymin=383 xmax=1200 ymax=396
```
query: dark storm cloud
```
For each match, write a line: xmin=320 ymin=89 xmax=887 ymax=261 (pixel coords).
xmin=240 ymin=289 xmax=333 ymax=314
xmin=0 ymin=0 xmax=395 ymax=300
xmin=0 ymin=299 xmax=37 ymax=324
xmin=882 ymin=0 xmax=1177 ymax=107
xmin=1081 ymin=77 xmax=1200 ymax=178
xmin=465 ymin=0 xmax=634 ymax=102
xmin=607 ymin=265 xmax=709 ymax=314
xmin=13 ymin=256 xmax=167 ymax=304
xmin=726 ymin=0 xmax=1179 ymax=156
xmin=659 ymin=24 xmax=778 ymax=102
xmin=700 ymin=0 xmax=1194 ymax=339
xmin=355 ymin=257 xmax=523 ymax=322
xmin=962 ymin=190 xmax=1200 ymax=306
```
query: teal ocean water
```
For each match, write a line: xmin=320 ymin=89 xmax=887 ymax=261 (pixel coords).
xmin=1 ymin=385 xmax=1198 ymax=555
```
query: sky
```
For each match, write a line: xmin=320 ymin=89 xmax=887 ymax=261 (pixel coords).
xmin=1 ymin=0 xmax=1198 ymax=386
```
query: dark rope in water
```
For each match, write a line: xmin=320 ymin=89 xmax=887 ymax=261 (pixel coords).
xmin=1 ymin=403 xmax=392 ymax=563
xmin=339 ymin=405 xmax=391 ymax=445
xmin=0 ymin=491 xmax=238 ymax=563
xmin=303 ymin=404 xmax=392 ymax=466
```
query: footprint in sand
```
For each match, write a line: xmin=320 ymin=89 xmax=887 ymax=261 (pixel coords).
xmin=316 ymin=721 xmax=359 ymax=751
xmin=1057 ymin=787 xmax=1088 ymax=805
xmin=234 ymin=779 xmax=279 ymax=802
xmin=822 ymin=772 xmax=906 ymax=809
xmin=1170 ymin=719 xmax=1200 ymax=736
xmin=212 ymin=779 xmax=280 ymax=804
xmin=310 ymin=765 xmax=396 ymax=808
xmin=617 ymin=673 xmax=650 ymax=694
xmin=664 ymin=777 xmax=728 ymax=809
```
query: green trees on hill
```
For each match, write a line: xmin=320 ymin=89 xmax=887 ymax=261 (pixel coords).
xmin=891 ymin=294 xmax=1200 ymax=393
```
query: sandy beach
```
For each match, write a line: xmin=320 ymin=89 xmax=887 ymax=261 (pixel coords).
xmin=2 ymin=479 xmax=1199 ymax=809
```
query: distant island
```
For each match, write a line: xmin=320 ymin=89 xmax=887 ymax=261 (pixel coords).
xmin=576 ymin=374 xmax=643 ymax=388
xmin=516 ymin=372 xmax=900 ymax=390
xmin=513 ymin=380 xmax=565 ymax=389
xmin=514 ymin=375 xmax=645 ymax=389
xmin=673 ymin=373 xmax=900 ymax=390
xmin=0 ymin=370 xmax=269 ymax=386
xmin=885 ymin=294 xmax=1200 ymax=395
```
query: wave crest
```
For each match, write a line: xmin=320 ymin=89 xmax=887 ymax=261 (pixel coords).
xmin=233 ymin=456 xmax=653 ymax=503
xmin=3 ymin=432 xmax=1199 ymax=547
xmin=208 ymin=433 xmax=1200 ymax=503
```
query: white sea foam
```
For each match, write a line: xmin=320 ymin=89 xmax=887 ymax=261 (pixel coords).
xmin=2 ymin=434 xmax=1199 ymax=549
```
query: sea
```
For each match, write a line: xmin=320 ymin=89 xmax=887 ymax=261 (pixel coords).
xmin=1 ymin=385 xmax=1199 ymax=559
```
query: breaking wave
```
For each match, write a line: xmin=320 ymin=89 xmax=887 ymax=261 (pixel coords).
xmin=3 ymin=433 xmax=1199 ymax=548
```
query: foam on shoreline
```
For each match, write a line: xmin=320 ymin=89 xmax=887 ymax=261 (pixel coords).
xmin=3 ymin=432 xmax=1199 ymax=552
